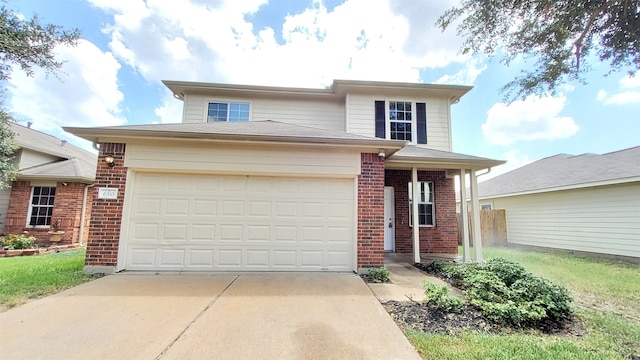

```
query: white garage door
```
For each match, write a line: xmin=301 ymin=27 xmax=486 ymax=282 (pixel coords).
xmin=125 ymin=172 xmax=355 ymax=271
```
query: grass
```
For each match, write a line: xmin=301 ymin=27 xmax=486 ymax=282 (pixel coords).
xmin=0 ymin=249 xmax=92 ymax=309
xmin=407 ymin=246 xmax=640 ymax=360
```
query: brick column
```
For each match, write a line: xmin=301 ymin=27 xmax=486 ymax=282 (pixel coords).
xmin=84 ymin=143 xmax=127 ymax=274
xmin=357 ymin=153 xmax=385 ymax=270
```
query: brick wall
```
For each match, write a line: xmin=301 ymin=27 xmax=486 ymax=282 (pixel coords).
xmin=4 ymin=181 xmax=89 ymax=245
xmin=385 ymin=170 xmax=458 ymax=255
xmin=357 ymin=153 xmax=385 ymax=269
xmin=85 ymin=143 xmax=127 ymax=267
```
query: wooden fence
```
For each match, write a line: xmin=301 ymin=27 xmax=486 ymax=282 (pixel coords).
xmin=457 ymin=209 xmax=507 ymax=247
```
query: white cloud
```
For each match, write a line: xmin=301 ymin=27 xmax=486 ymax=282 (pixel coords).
xmin=154 ymin=91 xmax=183 ymax=124
xmin=88 ymin=0 xmax=471 ymax=88
xmin=596 ymin=74 xmax=640 ymax=105
xmin=436 ymin=58 xmax=487 ymax=86
xmin=482 ymin=94 xmax=579 ymax=146
xmin=7 ymin=39 xmax=125 ymax=148
xmin=478 ymin=150 xmax=533 ymax=182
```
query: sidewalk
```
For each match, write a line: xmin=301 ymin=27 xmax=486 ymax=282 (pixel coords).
xmin=367 ymin=262 xmax=462 ymax=302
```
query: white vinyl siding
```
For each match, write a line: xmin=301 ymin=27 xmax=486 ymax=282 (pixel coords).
xmin=124 ymin=172 xmax=355 ymax=271
xmin=125 ymin=141 xmax=361 ymax=177
xmin=346 ymin=94 xmax=452 ymax=151
xmin=183 ymin=94 xmax=345 ymax=131
xmin=487 ymin=182 xmax=640 ymax=258
xmin=0 ymin=188 xmax=10 ymax=233
xmin=18 ymin=149 xmax=60 ymax=169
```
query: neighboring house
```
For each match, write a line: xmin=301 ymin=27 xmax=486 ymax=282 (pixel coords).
xmin=66 ymin=79 xmax=503 ymax=274
xmin=470 ymin=146 xmax=640 ymax=259
xmin=1 ymin=123 xmax=97 ymax=244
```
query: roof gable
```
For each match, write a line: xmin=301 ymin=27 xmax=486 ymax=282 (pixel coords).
xmin=10 ymin=123 xmax=97 ymax=182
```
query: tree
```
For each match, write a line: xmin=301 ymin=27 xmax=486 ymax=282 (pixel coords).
xmin=437 ymin=0 xmax=640 ymax=101
xmin=0 ymin=2 xmax=80 ymax=188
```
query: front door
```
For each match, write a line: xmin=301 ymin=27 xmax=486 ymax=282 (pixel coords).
xmin=384 ymin=186 xmax=395 ymax=251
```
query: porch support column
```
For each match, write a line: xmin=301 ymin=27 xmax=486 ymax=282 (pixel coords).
xmin=411 ymin=167 xmax=420 ymax=263
xmin=469 ymin=169 xmax=483 ymax=262
xmin=459 ymin=169 xmax=471 ymax=262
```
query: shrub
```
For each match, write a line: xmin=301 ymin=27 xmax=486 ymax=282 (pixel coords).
xmin=1 ymin=233 xmax=37 ymax=250
xmin=424 ymin=260 xmax=448 ymax=274
xmin=442 ymin=258 xmax=573 ymax=327
xmin=368 ymin=267 xmax=390 ymax=282
xmin=423 ymin=281 xmax=465 ymax=313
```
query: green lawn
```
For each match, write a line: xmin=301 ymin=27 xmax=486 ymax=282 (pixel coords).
xmin=0 ymin=249 xmax=92 ymax=309
xmin=407 ymin=246 xmax=640 ymax=360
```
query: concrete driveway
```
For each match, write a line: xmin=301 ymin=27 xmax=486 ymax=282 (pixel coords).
xmin=0 ymin=273 xmax=420 ymax=360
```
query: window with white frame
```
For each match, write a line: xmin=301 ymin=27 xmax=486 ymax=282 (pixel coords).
xmin=28 ymin=186 xmax=56 ymax=226
xmin=388 ymin=101 xmax=413 ymax=141
xmin=481 ymin=204 xmax=492 ymax=210
xmin=375 ymin=100 xmax=427 ymax=144
xmin=408 ymin=181 xmax=434 ymax=226
xmin=207 ymin=102 xmax=250 ymax=122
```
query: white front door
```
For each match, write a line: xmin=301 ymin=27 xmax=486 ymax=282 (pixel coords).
xmin=384 ymin=186 xmax=395 ymax=251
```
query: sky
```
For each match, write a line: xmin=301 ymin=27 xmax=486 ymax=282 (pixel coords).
xmin=6 ymin=0 xmax=640 ymax=181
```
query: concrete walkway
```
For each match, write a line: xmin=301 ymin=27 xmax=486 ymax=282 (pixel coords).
xmin=0 ymin=273 xmax=420 ymax=360
xmin=368 ymin=262 xmax=462 ymax=302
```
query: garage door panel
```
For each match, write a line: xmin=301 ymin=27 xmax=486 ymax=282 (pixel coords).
xmin=218 ymin=249 xmax=243 ymax=267
xmin=126 ymin=173 xmax=354 ymax=271
xmin=187 ymin=249 xmax=214 ymax=267
xmin=191 ymin=225 xmax=215 ymax=241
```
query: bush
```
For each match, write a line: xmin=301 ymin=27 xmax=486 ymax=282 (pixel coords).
xmin=423 ymin=281 xmax=466 ymax=313
xmin=423 ymin=260 xmax=449 ymax=274
xmin=368 ymin=267 xmax=390 ymax=282
xmin=1 ymin=233 xmax=37 ymax=250
xmin=442 ymin=258 xmax=573 ymax=327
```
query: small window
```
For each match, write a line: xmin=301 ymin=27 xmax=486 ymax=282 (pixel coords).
xmin=408 ymin=181 xmax=434 ymax=226
xmin=207 ymin=102 xmax=250 ymax=122
xmin=28 ymin=186 xmax=56 ymax=226
xmin=481 ymin=204 xmax=492 ymax=210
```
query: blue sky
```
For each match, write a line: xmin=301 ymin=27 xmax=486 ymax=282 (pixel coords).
xmin=7 ymin=0 xmax=640 ymax=180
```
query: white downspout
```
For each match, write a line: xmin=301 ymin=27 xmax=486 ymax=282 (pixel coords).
xmin=78 ymin=184 xmax=95 ymax=246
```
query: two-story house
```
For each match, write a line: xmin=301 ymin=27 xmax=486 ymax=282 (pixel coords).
xmin=66 ymin=80 xmax=503 ymax=274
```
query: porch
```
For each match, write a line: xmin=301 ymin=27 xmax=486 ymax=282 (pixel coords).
xmin=383 ymin=146 xmax=505 ymax=263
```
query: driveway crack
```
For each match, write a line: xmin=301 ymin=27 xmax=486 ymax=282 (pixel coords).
xmin=155 ymin=275 xmax=239 ymax=360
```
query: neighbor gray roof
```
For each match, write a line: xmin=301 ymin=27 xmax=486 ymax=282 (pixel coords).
xmin=387 ymin=145 xmax=505 ymax=170
xmin=64 ymin=120 xmax=407 ymax=148
xmin=477 ymin=146 xmax=640 ymax=198
xmin=11 ymin=123 xmax=97 ymax=183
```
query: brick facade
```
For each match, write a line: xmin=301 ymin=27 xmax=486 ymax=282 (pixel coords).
xmin=357 ymin=153 xmax=385 ymax=269
xmin=4 ymin=181 xmax=91 ymax=245
xmin=385 ymin=170 xmax=458 ymax=255
xmin=85 ymin=143 xmax=127 ymax=268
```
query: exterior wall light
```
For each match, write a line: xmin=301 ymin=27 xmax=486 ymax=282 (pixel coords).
xmin=378 ymin=149 xmax=386 ymax=160
xmin=104 ymin=155 xmax=115 ymax=167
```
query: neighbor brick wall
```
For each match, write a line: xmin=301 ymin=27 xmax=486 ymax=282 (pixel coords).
xmin=85 ymin=143 xmax=127 ymax=267
xmin=385 ymin=170 xmax=458 ymax=255
xmin=357 ymin=153 xmax=385 ymax=268
xmin=4 ymin=181 xmax=89 ymax=245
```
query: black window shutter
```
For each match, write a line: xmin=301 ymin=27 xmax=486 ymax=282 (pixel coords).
xmin=374 ymin=100 xmax=385 ymax=139
xmin=416 ymin=102 xmax=427 ymax=144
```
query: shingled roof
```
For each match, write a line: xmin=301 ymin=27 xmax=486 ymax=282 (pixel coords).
xmin=11 ymin=123 xmax=97 ymax=183
xmin=477 ymin=146 xmax=640 ymax=198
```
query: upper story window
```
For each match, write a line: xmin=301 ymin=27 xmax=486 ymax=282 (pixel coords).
xmin=389 ymin=101 xmax=413 ymax=141
xmin=375 ymin=100 xmax=427 ymax=144
xmin=28 ymin=186 xmax=56 ymax=226
xmin=207 ymin=102 xmax=250 ymax=122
